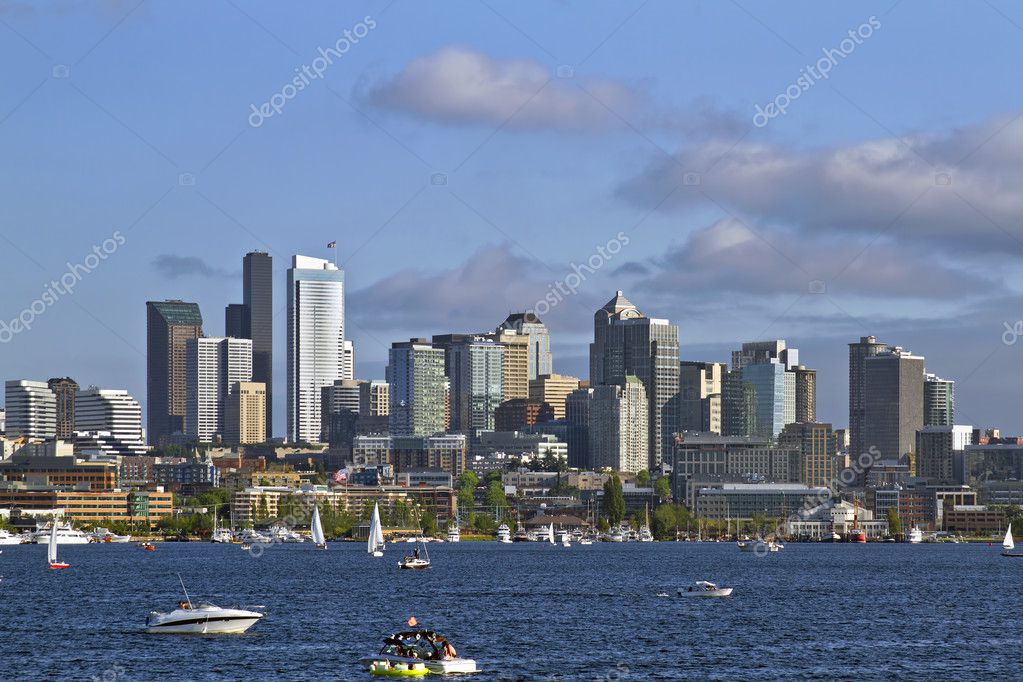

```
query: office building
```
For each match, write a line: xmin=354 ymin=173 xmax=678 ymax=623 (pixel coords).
xmin=528 ymin=373 xmax=581 ymax=421
xmin=731 ymin=340 xmax=798 ymax=371
xmin=497 ymin=312 xmax=552 ymax=381
xmin=5 ymin=380 xmax=57 ymax=440
xmin=915 ymin=425 xmax=971 ymax=482
xmin=185 ymin=336 xmax=253 ymax=442
xmin=590 ymin=291 xmax=679 ymax=468
xmin=494 ymin=398 xmax=555 ymax=432
xmin=848 ymin=335 xmax=892 ymax=459
xmin=359 ymin=380 xmax=389 ymax=416
xmin=792 ymin=366 xmax=816 ymax=423
xmin=224 ymin=381 xmax=267 ymax=445
xmin=588 ymin=376 xmax=648 ymax=473
xmin=722 ymin=370 xmax=757 ymax=437
xmin=47 ymin=377 xmax=78 ymax=440
xmin=342 ymin=339 xmax=355 ymax=381
xmin=740 ymin=361 xmax=789 ymax=440
xmin=565 ymin=387 xmax=594 ymax=468
xmin=73 ymin=387 xmax=146 ymax=456
xmin=484 ymin=329 xmax=529 ymax=401
xmin=779 ymin=422 xmax=838 ymax=488
xmin=670 ymin=433 xmax=802 ymax=506
xmin=863 ymin=347 xmax=925 ymax=461
xmin=146 ymin=300 xmax=203 ymax=442
xmin=444 ymin=336 xmax=504 ymax=433
xmin=924 ymin=373 xmax=955 ymax=427
xmin=287 ymin=255 xmax=345 ymax=443
xmin=679 ymin=361 xmax=724 ymax=433
xmin=387 ymin=339 xmax=446 ymax=437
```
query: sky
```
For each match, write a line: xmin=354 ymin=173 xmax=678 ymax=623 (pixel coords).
xmin=2 ymin=0 xmax=1022 ymax=438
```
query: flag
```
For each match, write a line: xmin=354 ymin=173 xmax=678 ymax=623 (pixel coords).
xmin=333 ymin=468 xmax=348 ymax=484
xmin=327 ymin=241 xmax=337 ymax=249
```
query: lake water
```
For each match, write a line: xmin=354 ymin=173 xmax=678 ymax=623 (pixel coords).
xmin=0 ymin=540 xmax=1015 ymax=680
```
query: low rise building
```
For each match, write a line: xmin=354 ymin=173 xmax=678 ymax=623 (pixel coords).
xmin=0 ymin=488 xmax=172 ymax=527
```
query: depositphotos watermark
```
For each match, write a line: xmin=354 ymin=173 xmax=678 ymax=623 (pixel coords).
xmin=1003 ymin=321 xmax=1023 ymax=346
xmin=753 ymin=15 xmax=881 ymax=128
xmin=529 ymin=231 xmax=630 ymax=317
xmin=248 ymin=16 xmax=377 ymax=128
xmin=0 ymin=231 xmax=126 ymax=344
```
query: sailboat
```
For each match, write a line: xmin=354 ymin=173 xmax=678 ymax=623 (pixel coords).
xmin=48 ymin=522 xmax=70 ymax=569
xmin=547 ymin=523 xmax=555 ymax=545
xmin=368 ymin=502 xmax=385 ymax=558
xmin=311 ymin=505 xmax=327 ymax=549
xmin=1002 ymin=523 xmax=1023 ymax=557
xmin=398 ymin=536 xmax=430 ymax=569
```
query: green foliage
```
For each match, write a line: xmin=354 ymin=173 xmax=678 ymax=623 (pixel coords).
xmin=1003 ymin=504 xmax=1023 ymax=529
xmin=886 ymin=507 xmax=902 ymax=537
xmin=635 ymin=470 xmax=651 ymax=487
xmin=421 ymin=508 xmax=438 ymax=537
xmin=547 ymin=482 xmax=581 ymax=498
xmin=597 ymin=518 xmax=610 ymax=532
xmin=602 ymin=474 xmax=625 ymax=526
xmin=654 ymin=476 xmax=672 ymax=501
xmin=472 ymin=513 xmax=497 ymax=533
xmin=652 ymin=504 xmax=680 ymax=540
xmin=458 ymin=471 xmax=478 ymax=520
xmin=485 ymin=480 xmax=508 ymax=508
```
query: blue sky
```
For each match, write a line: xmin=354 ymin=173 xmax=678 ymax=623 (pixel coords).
xmin=2 ymin=0 xmax=1023 ymax=437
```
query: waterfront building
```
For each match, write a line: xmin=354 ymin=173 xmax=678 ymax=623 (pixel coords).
xmin=848 ymin=335 xmax=892 ymax=460
xmin=287 ymin=255 xmax=345 ymax=443
xmin=863 ymin=347 xmax=925 ymax=461
xmin=4 ymin=380 xmax=57 ymax=440
xmin=73 ymin=388 xmax=147 ymax=456
xmin=224 ymin=381 xmax=267 ymax=445
xmin=185 ymin=336 xmax=253 ymax=442
xmin=528 ymin=373 xmax=581 ymax=421
xmin=497 ymin=312 xmax=552 ymax=381
xmin=916 ymin=425 xmax=971 ymax=482
xmin=678 ymin=361 xmax=724 ymax=434
xmin=588 ymin=376 xmax=648 ymax=473
xmin=589 ymin=291 xmax=679 ymax=468
xmin=47 ymin=377 xmax=78 ymax=440
xmin=694 ymin=483 xmax=831 ymax=520
xmin=146 ymin=300 xmax=204 ymax=442
xmin=0 ymin=489 xmax=172 ymax=527
xmin=387 ymin=339 xmax=446 ymax=437
xmin=494 ymin=398 xmax=555 ymax=432
xmin=923 ymin=372 xmax=955 ymax=427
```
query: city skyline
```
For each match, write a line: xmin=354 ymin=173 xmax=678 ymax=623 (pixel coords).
xmin=1 ymin=2 xmax=1022 ymax=435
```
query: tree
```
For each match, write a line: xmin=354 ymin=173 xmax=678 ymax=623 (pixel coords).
xmin=421 ymin=507 xmax=438 ymax=537
xmin=886 ymin=507 xmax=902 ymax=538
xmin=654 ymin=476 xmax=672 ymax=501
xmin=602 ymin=474 xmax=625 ymax=526
xmin=652 ymin=504 xmax=679 ymax=540
xmin=485 ymin=480 xmax=507 ymax=508
xmin=635 ymin=470 xmax=651 ymax=487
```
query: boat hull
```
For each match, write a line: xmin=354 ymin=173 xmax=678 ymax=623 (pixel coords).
xmin=146 ymin=617 xmax=262 ymax=634
xmin=360 ymin=656 xmax=477 ymax=674
xmin=679 ymin=588 xmax=733 ymax=597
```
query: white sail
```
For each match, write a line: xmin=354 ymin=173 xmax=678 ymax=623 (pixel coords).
xmin=1004 ymin=523 xmax=1014 ymax=551
xmin=48 ymin=522 xmax=58 ymax=564
xmin=368 ymin=503 xmax=385 ymax=554
xmin=548 ymin=523 xmax=555 ymax=545
xmin=311 ymin=506 xmax=326 ymax=546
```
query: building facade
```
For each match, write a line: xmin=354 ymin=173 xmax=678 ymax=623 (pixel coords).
xmin=679 ymin=361 xmax=724 ymax=434
xmin=863 ymin=348 xmax=925 ymax=462
xmin=588 ymin=376 xmax=648 ymax=473
xmin=73 ymin=388 xmax=146 ymax=456
xmin=47 ymin=377 xmax=79 ymax=440
xmin=848 ymin=335 xmax=891 ymax=460
xmin=497 ymin=312 xmax=552 ymax=381
xmin=225 ymin=381 xmax=267 ymax=445
xmin=146 ymin=300 xmax=204 ymax=442
xmin=4 ymin=380 xmax=57 ymax=440
xmin=923 ymin=372 xmax=955 ymax=427
xmin=387 ymin=339 xmax=446 ymax=437
xmin=186 ymin=336 xmax=253 ymax=442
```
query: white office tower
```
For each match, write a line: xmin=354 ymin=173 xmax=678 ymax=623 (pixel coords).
xmin=287 ymin=255 xmax=345 ymax=443
xmin=4 ymin=380 xmax=57 ymax=439
xmin=342 ymin=339 xmax=355 ymax=380
xmin=186 ymin=337 xmax=253 ymax=442
xmin=73 ymin=388 xmax=147 ymax=456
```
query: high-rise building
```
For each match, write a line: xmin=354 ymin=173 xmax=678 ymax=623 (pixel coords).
xmin=494 ymin=398 xmax=555 ymax=432
xmin=565 ymin=387 xmax=594 ymax=468
xmin=185 ymin=337 xmax=252 ymax=442
xmin=287 ymin=255 xmax=345 ymax=443
xmin=497 ymin=312 xmax=552 ymax=381
xmin=588 ymin=376 xmax=648 ymax=473
xmin=679 ymin=361 xmax=724 ymax=434
xmin=722 ymin=369 xmax=757 ymax=437
xmin=923 ymin=372 xmax=954 ymax=427
xmin=484 ymin=329 xmax=529 ymax=401
xmin=446 ymin=337 xmax=504 ymax=433
xmin=528 ymin=373 xmax=581 ymax=421
xmin=387 ymin=339 xmax=446 ymax=437
xmin=590 ymin=291 xmax=679 ymax=468
xmin=779 ymin=422 xmax=838 ymax=488
xmin=5 ymin=380 xmax=57 ymax=439
xmin=732 ymin=340 xmax=798 ymax=371
xmin=792 ymin=366 xmax=817 ymax=423
xmin=146 ymin=300 xmax=203 ymax=442
xmin=225 ymin=381 xmax=267 ymax=445
xmin=359 ymin=380 xmax=389 ymax=416
xmin=848 ymin=335 xmax=891 ymax=459
xmin=916 ymin=424 xmax=971 ymax=482
xmin=73 ymin=388 xmax=146 ymax=456
xmin=863 ymin=347 xmax=925 ymax=462
xmin=738 ymin=361 xmax=789 ymax=440
xmin=225 ymin=252 xmax=274 ymax=440
xmin=342 ymin=339 xmax=355 ymax=381
xmin=47 ymin=377 xmax=79 ymax=440
xmin=320 ymin=378 xmax=362 ymax=442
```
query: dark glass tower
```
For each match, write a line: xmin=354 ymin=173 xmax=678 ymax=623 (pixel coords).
xmin=146 ymin=300 xmax=203 ymax=443
xmin=244 ymin=252 xmax=273 ymax=440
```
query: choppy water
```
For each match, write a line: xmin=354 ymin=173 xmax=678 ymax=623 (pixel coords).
xmin=0 ymin=540 xmax=1015 ymax=680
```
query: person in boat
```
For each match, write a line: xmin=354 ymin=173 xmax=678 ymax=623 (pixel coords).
xmin=442 ymin=641 xmax=457 ymax=660
xmin=177 ymin=600 xmax=191 ymax=609
xmin=413 ymin=547 xmax=420 ymax=559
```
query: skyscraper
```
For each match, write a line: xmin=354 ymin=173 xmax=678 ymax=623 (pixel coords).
xmin=923 ymin=372 xmax=954 ymax=427
xmin=863 ymin=348 xmax=925 ymax=462
xmin=387 ymin=339 xmax=446 ymax=437
xmin=341 ymin=339 xmax=355 ymax=381
xmin=225 ymin=382 xmax=266 ymax=445
xmin=565 ymin=387 xmax=595 ymax=468
xmin=146 ymin=300 xmax=203 ymax=442
xmin=185 ymin=336 xmax=252 ymax=442
xmin=497 ymin=312 xmax=552 ymax=381
xmin=528 ymin=373 xmax=581 ymax=421
xmin=446 ymin=337 xmax=504 ymax=433
xmin=848 ymin=335 xmax=891 ymax=459
xmin=47 ymin=377 xmax=79 ymax=440
xmin=590 ymin=291 xmax=680 ymax=469
xmin=588 ymin=376 xmax=648 ymax=473
xmin=74 ymin=387 xmax=146 ymax=456
xmin=916 ymin=424 xmax=971 ymax=482
xmin=779 ymin=421 xmax=838 ymax=488
xmin=5 ymin=380 xmax=57 ymax=439
xmin=225 ymin=251 xmax=273 ymax=440
xmin=287 ymin=255 xmax=344 ymax=443
xmin=792 ymin=366 xmax=817 ymax=423
xmin=679 ymin=361 xmax=725 ymax=434
xmin=484 ymin=329 xmax=529 ymax=401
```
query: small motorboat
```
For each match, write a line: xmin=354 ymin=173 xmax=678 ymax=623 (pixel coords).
xmin=679 ymin=581 xmax=733 ymax=598
xmin=359 ymin=627 xmax=478 ymax=674
xmin=146 ymin=575 xmax=263 ymax=634
xmin=140 ymin=542 xmax=156 ymax=551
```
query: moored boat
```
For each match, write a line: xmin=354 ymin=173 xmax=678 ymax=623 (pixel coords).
xmin=33 ymin=523 xmax=89 ymax=545
xmin=908 ymin=527 xmax=923 ymax=544
xmin=496 ymin=524 xmax=512 ymax=544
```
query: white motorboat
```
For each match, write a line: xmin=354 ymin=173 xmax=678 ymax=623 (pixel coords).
xmin=679 ymin=581 xmax=733 ymax=598
xmin=446 ymin=523 xmax=461 ymax=543
xmin=33 ymin=523 xmax=90 ymax=545
xmin=496 ymin=524 xmax=512 ymax=544
xmin=360 ymin=628 xmax=477 ymax=674
xmin=268 ymin=524 xmax=305 ymax=543
xmin=908 ymin=527 xmax=923 ymax=544
xmin=238 ymin=528 xmax=272 ymax=545
xmin=146 ymin=575 xmax=263 ymax=634
xmin=311 ymin=506 xmax=327 ymax=549
xmin=579 ymin=537 xmax=593 ymax=545
xmin=608 ymin=528 xmax=625 ymax=542
xmin=211 ymin=528 xmax=234 ymax=543
xmin=368 ymin=503 xmax=385 ymax=558
xmin=90 ymin=528 xmax=132 ymax=543
xmin=0 ymin=530 xmax=23 ymax=545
